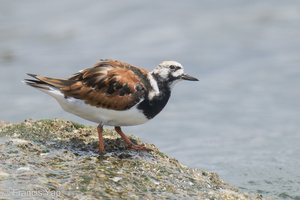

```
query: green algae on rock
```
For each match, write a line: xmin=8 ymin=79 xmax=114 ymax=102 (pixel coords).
xmin=0 ymin=119 xmax=264 ymax=199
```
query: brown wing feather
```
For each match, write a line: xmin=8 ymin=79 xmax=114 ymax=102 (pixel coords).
xmin=34 ymin=59 xmax=149 ymax=110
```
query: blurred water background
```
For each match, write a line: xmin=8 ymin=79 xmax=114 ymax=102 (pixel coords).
xmin=1 ymin=1 xmax=300 ymax=199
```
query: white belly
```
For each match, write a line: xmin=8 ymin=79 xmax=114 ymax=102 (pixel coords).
xmin=40 ymin=87 xmax=149 ymax=126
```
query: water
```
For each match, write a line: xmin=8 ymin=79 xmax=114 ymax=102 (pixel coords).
xmin=1 ymin=1 xmax=300 ymax=199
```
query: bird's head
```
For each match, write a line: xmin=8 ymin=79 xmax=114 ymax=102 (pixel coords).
xmin=151 ymin=61 xmax=198 ymax=88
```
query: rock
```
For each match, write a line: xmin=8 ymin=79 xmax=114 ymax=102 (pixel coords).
xmin=0 ymin=119 xmax=265 ymax=199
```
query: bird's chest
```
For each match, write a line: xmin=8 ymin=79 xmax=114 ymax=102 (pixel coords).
xmin=137 ymin=91 xmax=171 ymax=119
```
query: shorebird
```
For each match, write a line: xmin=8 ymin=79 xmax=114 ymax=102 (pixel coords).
xmin=24 ymin=59 xmax=198 ymax=153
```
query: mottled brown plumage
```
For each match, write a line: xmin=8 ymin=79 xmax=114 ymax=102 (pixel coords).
xmin=28 ymin=59 xmax=149 ymax=110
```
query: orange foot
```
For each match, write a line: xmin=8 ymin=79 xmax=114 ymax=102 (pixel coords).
xmin=97 ymin=147 xmax=106 ymax=154
xmin=127 ymin=143 xmax=153 ymax=151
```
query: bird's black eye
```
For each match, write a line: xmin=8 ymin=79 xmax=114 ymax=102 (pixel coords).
xmin=170 ymin=65 xmax=181 ymax=71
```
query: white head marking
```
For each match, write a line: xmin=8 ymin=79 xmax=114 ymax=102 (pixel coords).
xmin=151 ymin=61 xmax=185 ymax=89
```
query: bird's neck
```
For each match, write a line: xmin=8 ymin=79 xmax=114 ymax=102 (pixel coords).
xmin=137 ymin=73 xmax=172 ymax=119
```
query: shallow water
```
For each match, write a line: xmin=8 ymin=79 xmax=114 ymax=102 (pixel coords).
xmin=1 ymin=1 xmax=300 ymax=199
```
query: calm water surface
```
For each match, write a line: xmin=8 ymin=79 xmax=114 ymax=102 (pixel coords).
xmin=1 ymin=1 xmax=300 ymax=199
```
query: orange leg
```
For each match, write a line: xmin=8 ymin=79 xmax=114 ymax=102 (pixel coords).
xmin=97 ymin=125 xmax=106 ymax=153
xmin=114 ymin=126 xmax=152 ymax=151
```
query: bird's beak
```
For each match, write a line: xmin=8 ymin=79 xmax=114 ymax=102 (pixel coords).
xmin=181 ymin=73 xmax=199 ymax=81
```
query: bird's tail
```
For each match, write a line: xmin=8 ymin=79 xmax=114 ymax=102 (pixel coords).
xmin=24 ymin=73 xmax=75 ymax=91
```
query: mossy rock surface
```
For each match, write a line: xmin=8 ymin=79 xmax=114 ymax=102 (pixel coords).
xmin=0 ymin=119 xmax=265 ymax=199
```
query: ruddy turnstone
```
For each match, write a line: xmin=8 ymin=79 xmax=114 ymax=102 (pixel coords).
xmin=24 ymin=59 xmax=198 ymax=153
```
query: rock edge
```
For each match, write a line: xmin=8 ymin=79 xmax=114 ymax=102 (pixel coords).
xmin=0 ymin=119 xmax=266 ymax=200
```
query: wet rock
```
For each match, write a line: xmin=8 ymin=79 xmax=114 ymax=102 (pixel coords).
xmin=0 ymin=119 xmax=266 ymax=199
